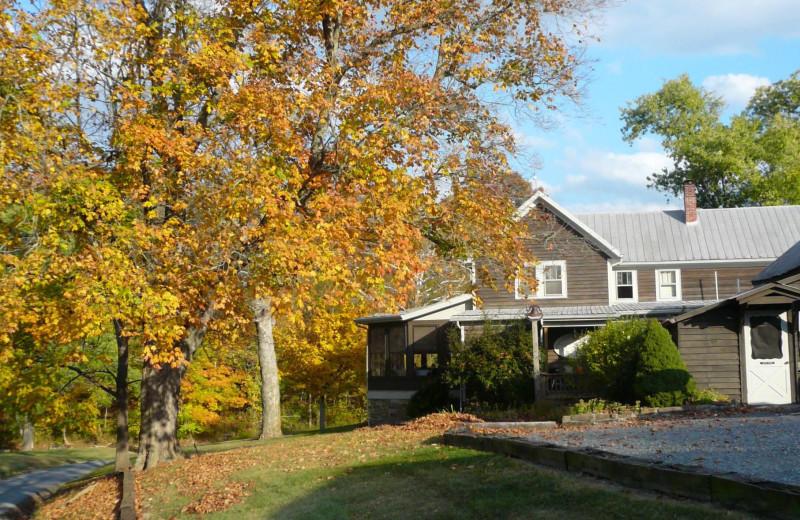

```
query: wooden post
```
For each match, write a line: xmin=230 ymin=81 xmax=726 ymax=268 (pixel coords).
xmin=532 ymin=319 xmax=543 ymax=402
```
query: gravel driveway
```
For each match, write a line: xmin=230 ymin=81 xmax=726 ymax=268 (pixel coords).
xmin=522 ymin=408 xmax=800 ymax=486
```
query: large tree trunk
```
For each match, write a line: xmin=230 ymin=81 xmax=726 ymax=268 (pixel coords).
xmin=136 ymin=316 xmax=210 ymax=470
xmin=114 ymin=320 xmax=131 ymax=472
xmin=19 ymin=416 xmax=34 ymax=451
xmin=250 ymin=298 xmax=282 ymax=439
xmin=135 ymin=359 xmax=186 ymax=469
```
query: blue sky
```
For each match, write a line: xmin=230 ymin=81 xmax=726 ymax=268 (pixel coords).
xmin=512 ymin=0 xmax=800 ymax=213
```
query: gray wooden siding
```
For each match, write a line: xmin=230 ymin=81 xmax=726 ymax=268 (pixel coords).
xmin=477 ymin=206 xmax=610 ymax=308
xmin=681 ymin=267 xmax=762 ymax=300
xmin=636 ymin=267 xmax=763 ymax=302
xmin=638 ymin=270 xmax=656 ymax=302
xmin=677 ymin=306 xmax=742 ymax=402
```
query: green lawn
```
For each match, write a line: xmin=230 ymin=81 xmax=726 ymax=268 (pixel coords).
xmin=129 ymin=425 xmax=755 ymax=520
xmin=0 ymin=447 xmax=115 ymax=480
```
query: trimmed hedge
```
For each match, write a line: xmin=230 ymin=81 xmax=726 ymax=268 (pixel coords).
xmin=633 ymin=320 xmax=696 ymax=407
xmin=574 ymin=318 xmax=696 ymax=406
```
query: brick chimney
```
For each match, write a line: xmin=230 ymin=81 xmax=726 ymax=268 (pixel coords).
xmin=684 ymin=181 xmax=697 ymax=224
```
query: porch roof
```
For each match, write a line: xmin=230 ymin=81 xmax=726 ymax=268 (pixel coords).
xmin=671 ymin=282 xmax=800 ymax=322
xmin=354 ymin=293 xmax=473 ymax=324
xmin=450 ymin=300 xmax=715 ymax=323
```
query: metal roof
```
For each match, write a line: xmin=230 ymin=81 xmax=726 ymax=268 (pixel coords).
xmin=354 ymin=294 xmax=473 ymax=324
xmin=672 ymin=282 xmax=800 ymax=322
xmin=575 ymin=206 xmax=800 ymax=264
xmin=451 ymin=308 xmax=530 ymax=321
xmin=752 ymin=240 xmax=800 ymax=283
xmin=450 ymin=301 xmax=713 ymax=323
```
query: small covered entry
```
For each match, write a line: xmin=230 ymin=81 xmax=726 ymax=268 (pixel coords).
xmin=744 ymin=310 xmax=791 ymax=404
xmin=670 ymin=283 xmax=800 ymax=405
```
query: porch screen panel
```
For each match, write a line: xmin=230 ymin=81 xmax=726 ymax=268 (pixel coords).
xmin=387 ymin=325 xmax=406 ymax=375
xmin=368 ymin=327 xmax=386 ymax=376
xmin=412 ymin=325 xmax=438 ymax=369
xmin=750 ymin=315 xmax=783 ymax=359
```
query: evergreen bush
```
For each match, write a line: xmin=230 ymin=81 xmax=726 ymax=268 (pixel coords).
xmin=572 ymin=318 xmax=647 ymax=401
xmin=633 ymin=320 xmax=696 ymax=407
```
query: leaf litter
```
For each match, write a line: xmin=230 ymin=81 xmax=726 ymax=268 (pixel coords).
xmin=32 ymin=413 xmax=483 ymax=519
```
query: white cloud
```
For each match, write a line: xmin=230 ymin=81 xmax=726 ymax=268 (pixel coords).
xmin=565 ymin=174 xmax=588 ymax=185
xmin=606 ymin=60 xmax=623 ymax=76
xmin=632 ymin=136 xmax=663 ymax=154
xmin=537 ymin=147 xmax=675 ymax=212
xmin=559 ymin=148 xmax=671 ymax=186
xmin=595 ymin=0 xmax=800 ymax=56
xmin=515 ymin=133 xmax=559 ymax=149
xmin=701 ymin=73 xmax=771 ymax=107
xmin=534 ymin=177 xmax=561 ymax=197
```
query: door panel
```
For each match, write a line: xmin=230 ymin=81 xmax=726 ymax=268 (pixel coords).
xmin=744 ymin=311 xmax=791 ymax=405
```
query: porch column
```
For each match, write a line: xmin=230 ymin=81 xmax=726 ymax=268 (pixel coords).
xmin=531 ymin=318 xmax=544 ymax=402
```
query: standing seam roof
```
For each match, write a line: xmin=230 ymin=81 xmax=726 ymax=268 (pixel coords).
xmin=753 ymin=240 xmax=800 ymax=282
xmin=575 ymin=206 xmax=800 ymax=263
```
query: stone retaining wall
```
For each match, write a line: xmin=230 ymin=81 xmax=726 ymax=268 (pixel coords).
xmin=561 ymin=403 xmax=736 ymax=425
xmin=367 ymin=399 xmax=409 ymax=425
xmin=444 ymin=431 xmax=800 ymax=519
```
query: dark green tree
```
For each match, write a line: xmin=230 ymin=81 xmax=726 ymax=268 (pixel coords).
xmin=621 ymin=72 xmax=800 ymax=207
xmin=633 ymin=320 xmax=696 ymax=407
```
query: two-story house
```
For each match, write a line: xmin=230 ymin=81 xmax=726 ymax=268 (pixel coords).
xmin=356 ymin=183 xmax=800 ymax=424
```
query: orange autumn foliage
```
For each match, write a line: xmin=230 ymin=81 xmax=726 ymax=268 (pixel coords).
xmin=1 ymin=0 xmax=607 ymax=464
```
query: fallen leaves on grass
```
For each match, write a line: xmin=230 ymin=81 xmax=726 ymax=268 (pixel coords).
xmin=136 ymin=450 xmax=261 ymax=517
xmin=368 ymin=412 xmax=483 ymax=434
xmin=34 ymin=475 xmax=120 ymax=520
xmin=181 ymin=481 xmax=252 ymax=515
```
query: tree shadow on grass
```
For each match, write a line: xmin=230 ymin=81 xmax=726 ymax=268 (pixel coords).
xmin=230 ymin=445 xmax=740 ymax=520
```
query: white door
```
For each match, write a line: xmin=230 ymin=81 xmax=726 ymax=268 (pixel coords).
xmin=743 ymin=311 xmax=792 ymax=405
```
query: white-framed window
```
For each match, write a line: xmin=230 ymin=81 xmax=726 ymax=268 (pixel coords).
xmin=516 ymin=260 xmax=567 ymax=299
xmin=615 ymin=270 xmax=637 ymax=301
xmin=656 ymin=269 xmax=681 ymax=301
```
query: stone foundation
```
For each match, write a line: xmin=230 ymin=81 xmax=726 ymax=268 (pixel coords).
xmin=367 ymin=398 xmax=410 ymax=425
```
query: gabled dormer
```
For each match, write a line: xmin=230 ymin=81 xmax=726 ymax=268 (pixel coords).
xmin=478 ymin=190 xmax=621 ymax=309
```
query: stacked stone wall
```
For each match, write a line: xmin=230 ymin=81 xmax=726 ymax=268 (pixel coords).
xmin=367 ymin=398 xmax=409 ymax=425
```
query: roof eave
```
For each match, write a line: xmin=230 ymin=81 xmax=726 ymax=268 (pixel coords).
xmin=673 ymin=282 xmax=800 ymax=322
xmin=354 ymin=293 xmax=474 ymax=324
xmin=516 ymin=192 xmax=623 ymax=261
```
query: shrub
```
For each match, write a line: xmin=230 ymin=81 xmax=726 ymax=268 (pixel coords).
xmin=572 ymin=318 xmax=647 ymax=401
xmin=633 ymin=320 xmax=696 ymax=407
xmin=690 ymin=388 xmax=731 ymax=405
xmin=444 ymin=321 xmax=541 ymax=406
xmin=568 ymin=398 xmax=640 ymax=415
xmin=407 ymin=374 xmax=452 ymax=418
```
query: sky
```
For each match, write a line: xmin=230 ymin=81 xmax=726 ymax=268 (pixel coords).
xmin=513 ymin=0 xmax=800 ymax=214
